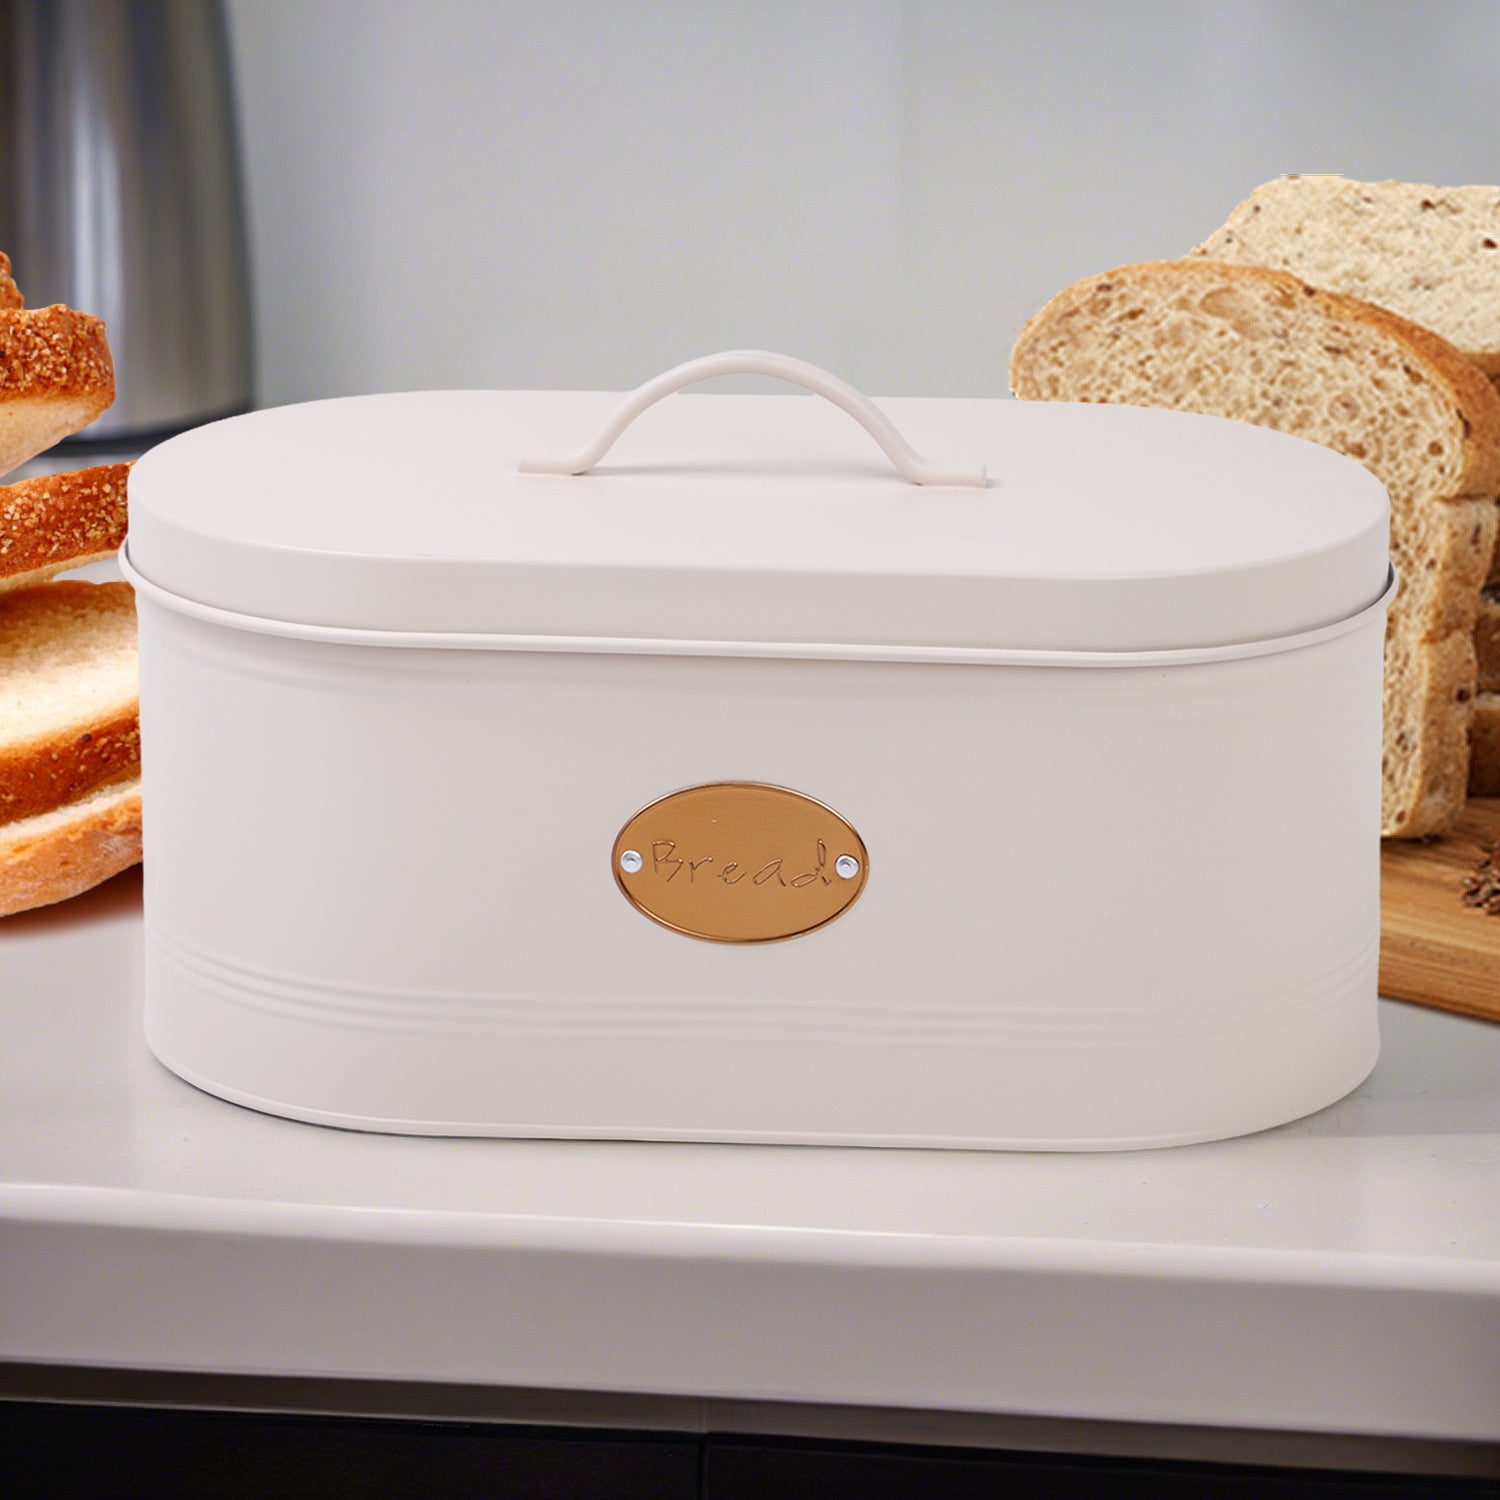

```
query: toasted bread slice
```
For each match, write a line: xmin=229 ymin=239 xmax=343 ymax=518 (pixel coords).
xmin=0 ymin=463 xmax=130 ymax=593
xmin=0 ymin=580 xmax=138 ymax=826
xmin=0 ymin=776 xmax=141 ymax=917
xmin=0 ymin=304 xmax=115 ymax=478
xmin=1009 ymin=259 xmax=1500 ymax=837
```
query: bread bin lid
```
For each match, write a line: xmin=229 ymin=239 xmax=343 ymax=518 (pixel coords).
xmin=124 ymin=350 xmax=1390 ymax=653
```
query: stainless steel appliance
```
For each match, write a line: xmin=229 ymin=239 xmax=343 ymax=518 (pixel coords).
xmin=0 ymin=0 xmax=254 ymax=446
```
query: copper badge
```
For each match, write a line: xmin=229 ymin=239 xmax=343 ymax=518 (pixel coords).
xmin=612 ymin=782 xmax=868 ymax=944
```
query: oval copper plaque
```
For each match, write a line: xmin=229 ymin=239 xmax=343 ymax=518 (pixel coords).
xmin=612 ymin=783 xmax=868 ymax=944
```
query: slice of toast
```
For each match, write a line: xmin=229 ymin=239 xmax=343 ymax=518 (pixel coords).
xmin=1009 ymin=259 xmax=1500 ymax=838
xmin=0 ymin=255 xmax=115 ymax=477
xmin=0 ymin=306 xmax=115 ymax=477
xmin=1189 ymin=175 xmax=1500 ymax=385
xmin=0 ymin=580 xmax=139 ymax=826
xmin=0 ymin=776 xmax=140 ymax=917
xmin=0 ymin=463 xmax=131 ymax=593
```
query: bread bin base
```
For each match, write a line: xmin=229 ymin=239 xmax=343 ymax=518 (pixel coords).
xmin=145 ymin=1031 xmax=1380 ymax=1151
xmin=131 ymin=575 xmax=1391 ymax=1153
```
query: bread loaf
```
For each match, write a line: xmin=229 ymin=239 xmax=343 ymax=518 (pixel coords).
xmin=1190 ymin=176 xmax=1500 ymax=385
xmin=1009 ymin=259 xmax=1500 ymax=838
xmin=1191 ymin=178 xmax=1500 ymax=809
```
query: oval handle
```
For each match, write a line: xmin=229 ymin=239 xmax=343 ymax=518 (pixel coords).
xmin=516 ymin=349 xmax=988 ymax=488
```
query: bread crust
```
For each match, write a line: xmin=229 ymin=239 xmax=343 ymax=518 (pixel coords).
xmin=0 ymin=305 xmax=115 ymax=474
xmin=0 ymin=706 xmax=139 ymax=825
xmin=0 ymin=462 xmax=131 ymax=591
xmin=1332 ymin=290 xmax=1500 ymax=501
xmin=1010 ymin=260 xmax=1500 ymax=500
xmin=1191 ymin=177 xmax=1500 ymax=376
xmin=1393 ymin=497 xmax=1495 ymax=646
xmin=1382 ymin=628 xmax=1477 ymax=838
xmin=0 ymin=779 xmax=141 ymax=918
xmin=0 ymin=253 xmax=21 ymax=311
xmin=0 ymin=305 xmax=114 ymax=404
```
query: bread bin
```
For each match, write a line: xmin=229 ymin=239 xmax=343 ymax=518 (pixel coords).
xmin=121 ymin=350 xmax=1394 ymax=1150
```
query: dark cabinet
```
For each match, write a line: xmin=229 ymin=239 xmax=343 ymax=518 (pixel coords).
xmin=3 ymin=1403 xmax=1495 ymax=1499
xmin=0 ymin=1404 xmax=698 ymax=1500
xmin=703 ymin=1436 xmax=1498 ymax=1500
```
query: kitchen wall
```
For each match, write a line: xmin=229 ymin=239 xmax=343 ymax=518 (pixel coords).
xmin=225 ymin=0 xmax=1500 ymax=402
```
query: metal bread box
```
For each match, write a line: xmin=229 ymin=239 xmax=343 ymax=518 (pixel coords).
xmin=122 ymin=350 xmax=1393 ymax=1149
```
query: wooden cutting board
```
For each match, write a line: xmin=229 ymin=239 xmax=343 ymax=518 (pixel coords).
xmin=1380 ymin=796 xmax=1500 ymax=1021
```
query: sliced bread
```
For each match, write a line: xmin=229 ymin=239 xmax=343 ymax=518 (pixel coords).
xmin=1009 ymin=259 xmax=1500 ymax=838
xmin=1189 ymin=176 xmax=1500 ymax=384
xmin=0 ymin=580 xmax=139 ymax=826
xmin=0 ymin=776 xmax=141 ymax=918
xmin=1478 ymin=587 xmax=1500 ymax=694
xmin=0 ymin=463 xmax=131 ymax=593
xmin=1474 ymin=586 xmax=1500 ymax=794
xmin=0 ymin=300 xmax=115 ymax=478
xmin=1470 ymin=694 xmax=1500 ymax=796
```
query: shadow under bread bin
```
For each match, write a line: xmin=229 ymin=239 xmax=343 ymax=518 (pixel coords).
xmin=121 ymin=350 xmax=1394 ymax=1150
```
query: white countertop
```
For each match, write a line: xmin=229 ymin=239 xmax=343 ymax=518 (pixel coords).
xmin=2 ymin=869 xmax=1498 ymax=1448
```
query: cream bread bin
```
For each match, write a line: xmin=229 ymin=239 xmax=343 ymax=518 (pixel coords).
xmin=122 ymin=351 xmax=1393 ymax=1150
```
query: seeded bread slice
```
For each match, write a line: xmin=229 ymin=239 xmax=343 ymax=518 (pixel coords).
xmin=0 ymin=776 xmax=140 ymax=918
xmin=0 ymin=306 xmax=115 ymax=478
xmin=0 ymin=463 xmax=130 ymax=593
xmin=0 ymin=255 xmax=115 ymax=477
xmin=1009 ymin=259 xmax=1500 ymax=838
xmin=1190 ymin=176 xmax=1500 ymax=384
xmin=0 ymin=580 xmax=139 ymax=826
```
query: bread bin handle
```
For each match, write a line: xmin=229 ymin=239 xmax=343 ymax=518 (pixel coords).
xmin=517 ymin=349 xmax=988 ymax=488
